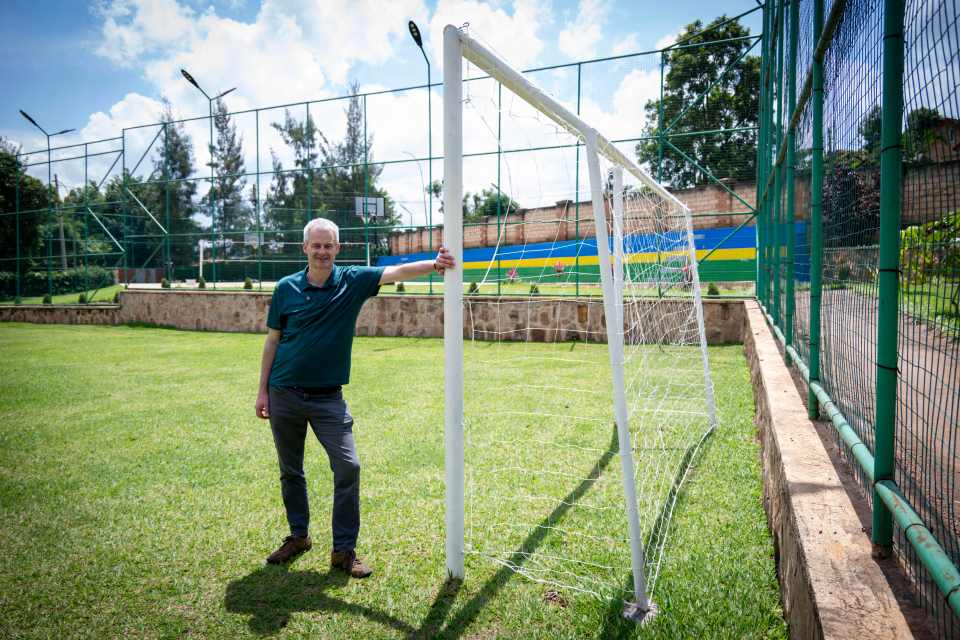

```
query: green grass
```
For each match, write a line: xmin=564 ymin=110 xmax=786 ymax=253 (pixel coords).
xmin=1 ymin=284 xmax=124 ymax=305
xmin=0 ymin=324 xmax=785 ymax=639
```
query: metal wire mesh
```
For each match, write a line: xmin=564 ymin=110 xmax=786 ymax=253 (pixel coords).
xmin=761 ymin=0 xmax=959 ymax=635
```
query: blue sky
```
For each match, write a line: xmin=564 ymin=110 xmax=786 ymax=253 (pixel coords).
xmin=1 ymin=0 xmax=762 ymax=222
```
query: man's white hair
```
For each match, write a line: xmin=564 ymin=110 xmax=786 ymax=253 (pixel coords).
xmin=303 ymin=217 xmax=340 ymax=243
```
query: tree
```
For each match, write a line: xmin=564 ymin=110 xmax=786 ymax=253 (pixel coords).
xmin=462 ymin=187 xmax=520 ymax=222
xmin=152 ymin=100 xmax=201 ymax=270
xmin=0 ymin=137 xmax=49 ymax=270
xmin=203 ymin=97 xmax=250 ymax=237
xmin=636 ymin=15 xmax=760 ymax=189
xmin=265 ymin=83 xmax=399 ymax=260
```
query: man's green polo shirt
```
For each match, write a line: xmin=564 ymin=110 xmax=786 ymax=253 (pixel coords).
xmin=267 ymin=264 xmax=385 ymax=388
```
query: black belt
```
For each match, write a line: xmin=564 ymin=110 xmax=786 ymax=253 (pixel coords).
xmin=288 ymin=385 xmax=342 ymax=396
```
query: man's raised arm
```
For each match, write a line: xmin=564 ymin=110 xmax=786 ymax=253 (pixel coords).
xmin=379 ymin=246 xmax=456 ymax=285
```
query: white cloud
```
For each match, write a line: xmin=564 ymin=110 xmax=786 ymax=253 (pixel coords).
xmin=428 ymin=0 xmax=550 ymax=73
xmin=557 ymin=0 xmax=609 ymax=61
xmin=46 ymin=1 xmax=665 ymax=226
xmin=655 ymin=28 xmax=683 ymax=51
xmin=612 ymin=33 xmax=638 ymax=56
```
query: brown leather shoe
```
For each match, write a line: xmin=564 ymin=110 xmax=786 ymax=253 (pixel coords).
xmin=330 ymin=549 xmax=373 ymax=578
xmin=266 ymin=535 xmax=312 ymax=564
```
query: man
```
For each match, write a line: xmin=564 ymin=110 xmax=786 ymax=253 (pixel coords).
xmin=255 ymin=217 xmax=455 ymax=577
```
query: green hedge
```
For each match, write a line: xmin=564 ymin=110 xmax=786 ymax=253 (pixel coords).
xmin=0 ymin=266 xmax=115 ymax=297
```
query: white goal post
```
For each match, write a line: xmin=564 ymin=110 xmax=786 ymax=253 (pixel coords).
xmin=442 ymin=24 xmax=716 ymax=619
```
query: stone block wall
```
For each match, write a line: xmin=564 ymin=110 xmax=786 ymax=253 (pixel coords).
xmin=0 ymin=291 xmax=745 ymax=345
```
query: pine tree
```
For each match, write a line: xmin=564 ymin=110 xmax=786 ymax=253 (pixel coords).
xmin=204 ymin=97 xmax=250 ymax=239
xmin=152 ymin=100 xmax=200 ymax=269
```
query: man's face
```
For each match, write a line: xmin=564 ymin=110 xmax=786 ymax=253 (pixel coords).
xmin=303 ymin=228 xmax=340 ymax=270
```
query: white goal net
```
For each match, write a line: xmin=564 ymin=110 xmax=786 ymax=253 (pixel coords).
xmin=442 ymin=25 xmax=717 ymax=618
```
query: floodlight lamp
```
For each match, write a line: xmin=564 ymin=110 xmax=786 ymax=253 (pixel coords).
xmin=408 ymin=21 xmax=423 ymax=48
xmin=53 ymin=128 xmax=75 ymax=136
xmin=180 ymin=69 xmax=200 ymax=89
xmin=19 ymin=110 xmax=40 ymax=128
xmin=215 ymin=87 xmax=237 ymax=100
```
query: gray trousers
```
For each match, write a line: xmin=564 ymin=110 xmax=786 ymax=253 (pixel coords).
xmin=268 ymin=386 xmax=360 ymax=550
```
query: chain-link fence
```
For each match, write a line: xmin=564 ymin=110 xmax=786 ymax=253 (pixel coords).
xmin=758 ymin=0 xmax=959 ymax=636
xmin=1 ymin=12 xmax=764 ymax=302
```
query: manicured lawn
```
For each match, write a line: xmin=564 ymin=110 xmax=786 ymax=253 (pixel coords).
xmin=0 ymin=324 xmax=785 ymax=639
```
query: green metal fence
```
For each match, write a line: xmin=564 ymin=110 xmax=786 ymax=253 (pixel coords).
xmin=757 ymin=0 xmax=960 ymax=635
xmin=1 ymin=14 xmax=763 ymax=302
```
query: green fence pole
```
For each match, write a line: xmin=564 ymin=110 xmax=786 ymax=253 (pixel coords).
xmin=575 ymin=63 xmax=582 ymax=298
xmin=256 ymin=110 xmax=263 ymax=290
xmin=497 ymin=82 xmax=502 ymax=297
xmin=772 ymin=0 xmax=784 ymax=325
xmin=761 ymin=0 xmax=773 ymax=310
xmin=656 ymin=51 xmax=666 ymax=298
xmin=808 ymin=0 xmax=825 ymax=420
xmin=363 ymin=95 xmax=370 ymax=268
xmin=755 ymin=1 xmax=769 ymax=305
xmin=872 ymin=0 xmax=905 ymax=556
xmin=784 ymin=0 xmax=798 ymax=361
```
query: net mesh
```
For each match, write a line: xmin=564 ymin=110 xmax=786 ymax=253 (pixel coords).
xmin=458 ymin=50 xmax=715 ymax=603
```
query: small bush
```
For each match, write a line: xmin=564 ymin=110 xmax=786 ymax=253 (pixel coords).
xmin=198 ymin=277 xmax=206 ymax=289
xmin=707 ymin=282 xmax=720 ymax=296
xmin=467 ymin=282 xmax=480 ymax=295
xmin=113 ymin=292 xmax=120 ymax=303
xmin=243 ymin=277 xmax=253 ymax=290
xmin=42 ymin=294 xmax=52 ymax=305
xmin=14 ymin=296 xmax=21 ymax=305
xmin=161 ymin=278 xmax=170 ymax=289
xmin=395 ymin=282 xmax=405 ymax=293
xmin=529 ymin=284 xmax=540 ymax=295
xmin=78 ymin=293 xmax=88 ymax=304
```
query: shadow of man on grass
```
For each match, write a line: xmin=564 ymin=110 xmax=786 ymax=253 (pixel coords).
xmin=225 ymin=564 xmax=417 ymax=636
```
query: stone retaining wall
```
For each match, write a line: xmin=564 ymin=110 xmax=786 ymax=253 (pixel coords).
xmin=0 ymin=291 xmax=745 ymax=344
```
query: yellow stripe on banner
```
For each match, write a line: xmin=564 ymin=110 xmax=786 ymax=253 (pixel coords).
xmin=462 ymin=247 xmax=755 ymax=270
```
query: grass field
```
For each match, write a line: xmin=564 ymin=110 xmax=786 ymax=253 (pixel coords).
xmin=2 ymin=284 xmax=124 ymax=305
xmin=0 ymin=324 xmax=785 ymax=639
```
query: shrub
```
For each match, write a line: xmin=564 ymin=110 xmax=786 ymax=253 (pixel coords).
xmin=395 ymin=282 xmax=405 ymax=293
xmin=78 ymin=293 xmax=88 ymax=304
xmin=113 ymin=292 xmax=120 ymax=303
xmin=243 ymin=277 xmax=253 ymax=290
xmin=0 ymin=266 xmax=114 ymax=298
xmin=529 ymin=284 xmax=540 ymax=295
xmin=198 ymin=276 xmax=206 ymax=289
xmin=707 ymin=282 xmax=720 ymax=296
xmin=42 ymin=294 xmax=52 ymax=305
xmin=161 ymin=278 xmax=170 ymax=289
xmin=467 ymin=282 xmax=480 ymax=295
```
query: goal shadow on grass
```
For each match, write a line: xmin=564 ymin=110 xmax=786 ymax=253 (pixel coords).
xmin=597 ymin=422 xmax=719 ymax=639
xmin=224 ymin=425 xmax=633 ymax=638
xmin=428 ymin=425 xmax=621 ymax=639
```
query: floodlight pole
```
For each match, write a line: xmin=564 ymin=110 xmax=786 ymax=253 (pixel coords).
xmin=181 ymin=69 xmax=235 ymax=288
xmin=19 ymin=110 xmax=74 ymax=298
xmin=409 ymin=20 xmax=434 ymax=293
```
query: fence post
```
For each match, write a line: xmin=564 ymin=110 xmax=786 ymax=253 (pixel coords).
xmin=785 ymin=0 xmax=798 ymax=361
xmin=808 ymin=0 xmax=825 ymax=419
xmin=872 ymin=0 xmax=905 ymax=557
xmin=772 ymin=0 xmax=784 ymax=326
xmin=755 ymin=1 xmax=769 ymax=305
